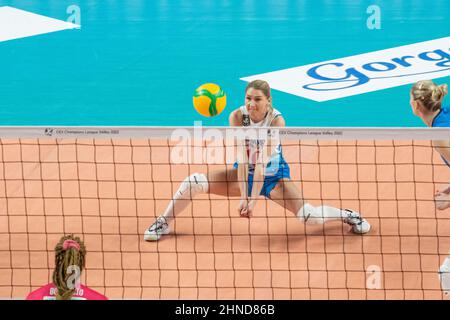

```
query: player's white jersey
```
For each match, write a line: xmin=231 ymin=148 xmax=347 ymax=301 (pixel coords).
xmin=239 ymin=106 xmax=283 ymax=172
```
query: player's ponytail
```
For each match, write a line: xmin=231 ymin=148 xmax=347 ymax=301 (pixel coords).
xmin=411 ymin=80 xmax=448 ymax=112
xmin=53 ymin=235 xmax=86 ymax=300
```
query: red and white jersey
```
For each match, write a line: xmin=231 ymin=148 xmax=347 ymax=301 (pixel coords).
xmin=26 ymin=283 xmax=108 ymax=300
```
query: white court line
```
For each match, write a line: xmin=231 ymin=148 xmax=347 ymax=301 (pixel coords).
xmin=0 ymin=6 xmax=80 ymax=43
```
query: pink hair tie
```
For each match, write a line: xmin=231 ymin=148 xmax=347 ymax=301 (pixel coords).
xmin=63 ymin=240 xmax=80 ymax=251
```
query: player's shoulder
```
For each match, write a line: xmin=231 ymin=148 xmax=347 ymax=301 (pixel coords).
xmin=81 ymin=285 xmax=108 ymax=300
xmin=26 ymin=283 xmax=53 ymax=300
xmin=271 ymin=116 xmax=285 ymax=127
xmin=432 ymin=106 xmax=450 ymax=127
xmin=229 ymin=107 xmax=244 ymax=126
xmin=271 ymin=109 xmax=285 ymax=127
xmin=442 ymin=105 xmax=450 ymax=118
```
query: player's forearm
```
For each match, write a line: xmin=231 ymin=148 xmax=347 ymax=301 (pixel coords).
xmin=237 ymin=163 xmax=248 ymax=199
xmin=433 ymin=140 xmax=450 ymax=164
xmin=250 ymin=163 xmax=264 ymax=200
xmin=237 ymin=141 xmax=249 ymax=200
xmin=250 ymin=144 xmax=270 ymax=200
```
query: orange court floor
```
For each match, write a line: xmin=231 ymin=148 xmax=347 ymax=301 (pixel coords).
xmin=0 ymin=138 xmax=449 ymax=299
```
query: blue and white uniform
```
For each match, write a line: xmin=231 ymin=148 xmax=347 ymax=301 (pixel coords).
xmin=431 ymin=105 xmax=450 ymax=168
xmin=233 ymin=106 xmax=290 ymax=198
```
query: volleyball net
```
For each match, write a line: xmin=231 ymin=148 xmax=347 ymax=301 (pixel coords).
xmin=0 ymin=126 xmax=449 ymax=300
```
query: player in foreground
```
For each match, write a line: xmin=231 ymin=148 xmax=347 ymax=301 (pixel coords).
xmin=410 ymin=80 xmax=450 ymax=210
xmin=26 ymin=234 xmax=107 ymax=300
xmin=144 ymin=80 xmax=371 ymax=241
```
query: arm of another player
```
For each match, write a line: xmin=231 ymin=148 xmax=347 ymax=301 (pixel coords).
xmin=433 ymin=140 xmax=450 ymax=194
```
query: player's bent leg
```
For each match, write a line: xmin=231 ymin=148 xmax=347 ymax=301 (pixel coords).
xmin=299 ymin=204 xmax=371 ymax=234
xmin=207 ymin=168 xmax=241 ymax=197
xmin=268 ymin=179 xmax=304 ymax=214
xmin=144 ymin=169 xmax=241 ymax=241
xmin=144 ymin=172 xmax=209 ymax=241
xmin=269 ymin=179 xmax=371 ymax=234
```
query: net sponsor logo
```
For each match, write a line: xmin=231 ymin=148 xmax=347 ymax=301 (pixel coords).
xmin=241 ymin=37 xmax=450 ymax=102
xmin=43 ymin=128 xmax=120 ymax=137
xmin=44 ymin=128 xmax=54 ymax=136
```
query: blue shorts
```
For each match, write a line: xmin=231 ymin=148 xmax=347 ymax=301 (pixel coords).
xmin=233 ymin=156 xmax=291 ymax=198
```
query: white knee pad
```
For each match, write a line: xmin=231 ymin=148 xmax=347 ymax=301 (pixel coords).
xmin=297 ymin=203 xmax=325 ymax=225
xmin=176 ymin=173 xmax=209 ymax=198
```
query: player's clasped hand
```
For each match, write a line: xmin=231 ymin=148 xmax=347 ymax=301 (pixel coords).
xmin=238 ymin=199 xmax=256 ymax=218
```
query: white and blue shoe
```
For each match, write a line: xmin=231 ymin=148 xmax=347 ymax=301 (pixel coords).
xmin=343 ymin=209 xmax=371 ymax=234
xmin=144 ymin=217 xmax=170 ymax=241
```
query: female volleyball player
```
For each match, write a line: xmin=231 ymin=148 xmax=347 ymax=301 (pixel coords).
xmin=26 ymin=234 xmax=107 ymax=300
xmin=410 ymin=80 xmax=450 ymax=210
xmin=144 ymin=80 xmax=371 ymax=241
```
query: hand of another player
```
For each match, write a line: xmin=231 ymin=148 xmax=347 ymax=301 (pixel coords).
xmin=436 ymin=184 xmax=450 ymax=196
xmin=435 ymin=192 xmax=450 ymax=210
xmin=441 ymin=184 xmax=450 ymax=195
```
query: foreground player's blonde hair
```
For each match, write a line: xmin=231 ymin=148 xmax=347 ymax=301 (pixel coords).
xmin=53 ymin=234 xmax=86 ymax=300
xmin=411 ymin=80 xmax=448 ymax=112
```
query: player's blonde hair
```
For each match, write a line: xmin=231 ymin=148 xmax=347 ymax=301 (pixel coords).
xmin=52 ymin=234 xmax=86 ymax=300
xmin=411 ymin=80 xmax=448 ymax=112
xmin=245 ymin=80 xmax=273 ymax=111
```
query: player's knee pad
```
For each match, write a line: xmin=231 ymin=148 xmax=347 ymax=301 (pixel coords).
xmin=176 ymin=173 xmax=209 ymax=198
xmin=297 ymin=203 xmax=325 ymax=225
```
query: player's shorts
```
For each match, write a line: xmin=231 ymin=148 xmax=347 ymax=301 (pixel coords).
xmin=233 ymin=155 xmax=291 ymax=198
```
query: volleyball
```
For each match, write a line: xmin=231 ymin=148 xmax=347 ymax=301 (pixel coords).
xmin=193 ymin=83 xmax=227 ymax=117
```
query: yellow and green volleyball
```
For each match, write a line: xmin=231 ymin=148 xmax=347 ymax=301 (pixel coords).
xmin=193 ymin=83 xmax=227 ymax=117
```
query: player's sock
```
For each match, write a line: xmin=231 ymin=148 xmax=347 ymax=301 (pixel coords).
xmin=297 ymin=203 xmax=348 ymax=224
